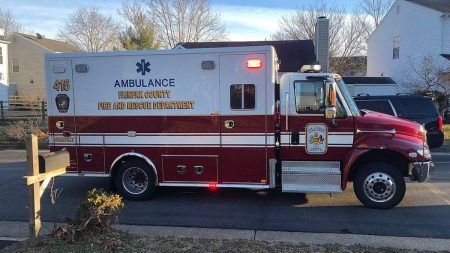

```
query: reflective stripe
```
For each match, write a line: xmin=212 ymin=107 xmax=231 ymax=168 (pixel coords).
xmin=50 ymin=132 xmax=354 ymax=146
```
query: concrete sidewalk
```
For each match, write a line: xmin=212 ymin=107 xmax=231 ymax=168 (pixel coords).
xmin=0 ymin=220 xmax=449 ymax=251
xmin=0 ymin=149 xmax=49 ymax=163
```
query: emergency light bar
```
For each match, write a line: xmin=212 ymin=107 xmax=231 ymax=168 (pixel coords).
xmin=300 ymin=64 xmax=321 ymax=73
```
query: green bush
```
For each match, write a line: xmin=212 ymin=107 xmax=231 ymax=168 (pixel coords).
xmin=76 ymin=189 xmax=125 ymax=231
xmin=54 ymin=189 xmax=125 ymax=242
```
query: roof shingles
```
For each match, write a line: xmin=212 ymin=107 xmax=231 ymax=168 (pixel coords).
xmin=179 ymin=40 xmax=316 ymax=73
xmin=405 ymin=0 xmax=450 ymax=13
xmin=18 ymin=33 xmax=82 ymax=52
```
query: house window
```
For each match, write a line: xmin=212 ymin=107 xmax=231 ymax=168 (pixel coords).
xmin=393 ymin=36 xmax=400 ymax=59
xmin=230 ymin=84 xmax=255 ymax=110
xmin=12 ymin=57 xmax=19 ymax=73
xmin=0 ymin=47 xmax=3 ymax=64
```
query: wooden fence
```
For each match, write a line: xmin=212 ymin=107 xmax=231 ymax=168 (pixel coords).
xmin=0 ymin=97 xmax=47 ymax=122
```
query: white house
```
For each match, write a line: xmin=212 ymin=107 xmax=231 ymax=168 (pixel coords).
xmin=342 ymin=77 xmax=397 ymax=96
xmin=367 ymin=0 xmax=450 ymax=90
xmin=0 ymin=29 xmax=9 ymax=104
xmin=8 ymin=33 xmax=81 ymax=99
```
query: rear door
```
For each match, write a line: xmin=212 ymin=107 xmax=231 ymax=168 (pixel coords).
xmin=47 ymin=59 xmax=78 ymax=172
xmin=219 ymin=54 xmax=268 ymax=184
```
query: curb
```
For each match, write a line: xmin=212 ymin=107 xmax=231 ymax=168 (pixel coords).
xmin=0 ymin=237 xmax=26 ymax=242
xmin=1 ymin=221 xmax=449 ymax=251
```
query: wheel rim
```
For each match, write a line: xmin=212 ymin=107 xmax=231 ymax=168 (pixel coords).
xmin=122 ymin=167 xmax=149 ymax=195
xmin=363 ymin=172 xmax=396 ymax=203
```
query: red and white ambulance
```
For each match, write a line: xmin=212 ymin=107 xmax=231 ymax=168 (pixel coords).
xmin=45 ymin=46 xmax=432 ymax=209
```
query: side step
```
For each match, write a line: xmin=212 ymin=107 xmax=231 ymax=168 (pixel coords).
xmin=282 ymin=161 xmax=342 ymax=193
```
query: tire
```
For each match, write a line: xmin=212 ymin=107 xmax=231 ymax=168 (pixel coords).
xmin=353 ymin=162 xmax=405 ymax=209
xmin=114 ymin=159 xmax=157 ymax=201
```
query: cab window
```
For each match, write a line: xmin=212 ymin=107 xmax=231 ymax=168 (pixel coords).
xmin=294 ymin=80 xmax=324 ymax=114
xmin=230 ymin=84 xmax=255 ymax=110
xmin=294 ymin=80 xmax=346 ymax=117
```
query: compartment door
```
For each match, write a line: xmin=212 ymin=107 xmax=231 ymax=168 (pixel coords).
xmin=219 ymin=54 xmax=268 ymax=184
xmin=47 ymin=60 xmax=78 ymax=172
xmin=162 ymin=156 xmax=218 ymax=182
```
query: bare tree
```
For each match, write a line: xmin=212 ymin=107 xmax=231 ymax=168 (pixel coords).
xmin=271 ymin=0 xmax=346 ymax=58
xmin=58 ymin=7 xmax=121 ymax=52
xmin=404 ymin=55 xmax=450 ymax=93
xmin=145 ymin=0 xmax=227 ymax=48
xmin=0 ymin=9 xmax=23 ymax=38
xmin=272 ymin=1 xmax=372 ymax=72
xmin=357 ymin=0 xmax=394 ymax=27
xmin=118 ymin=1 xmax=160 ymax=50
xmin=330 ymin=10 xmax=372 ymax=74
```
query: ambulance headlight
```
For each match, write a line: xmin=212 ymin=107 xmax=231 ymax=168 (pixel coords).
xmin=416 ymin=148 xmax=431 ymax=159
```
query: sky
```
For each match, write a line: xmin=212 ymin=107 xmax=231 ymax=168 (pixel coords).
xmin=1 ymin=0 xmax=359 ymax=42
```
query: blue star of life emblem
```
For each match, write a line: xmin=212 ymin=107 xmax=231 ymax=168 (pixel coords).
xmin=136 ymin=59 xmax=151 ymax=75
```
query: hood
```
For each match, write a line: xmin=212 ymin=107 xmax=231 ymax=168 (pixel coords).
xmin=356 ymin=110 xmax=424 ymax=140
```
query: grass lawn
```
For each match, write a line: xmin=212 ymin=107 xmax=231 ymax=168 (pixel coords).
xmin=1 ymin=231 xmax=444 ymax=253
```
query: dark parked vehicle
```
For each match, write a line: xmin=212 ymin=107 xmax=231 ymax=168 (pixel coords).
xmin=354 ymin=95 xmax=444 ymax=148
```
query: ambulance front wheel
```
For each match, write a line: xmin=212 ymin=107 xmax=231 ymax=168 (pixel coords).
xmin=114 ymin=159 xmax=157 ymax=201
xmin=353 ymin=162 xmax=406 ymax=209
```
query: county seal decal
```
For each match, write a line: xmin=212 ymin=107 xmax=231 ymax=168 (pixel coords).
xmin=306 ymin=123 xmax=328 ymax=154
xmin=55 ymin=94 xmax=70 ymax=113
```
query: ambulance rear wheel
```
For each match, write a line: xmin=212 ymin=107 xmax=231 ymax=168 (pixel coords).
xmin=353 ymin=162 xmax=405 ymax=209
xmin=115 ymin=159 xmax=156 ymax=201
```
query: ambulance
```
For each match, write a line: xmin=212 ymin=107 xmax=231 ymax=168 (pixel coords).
xmin=45 ymin=46 xmax=432 ymax=209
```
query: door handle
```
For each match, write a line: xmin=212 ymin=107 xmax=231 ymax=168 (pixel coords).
xmin=83 ymin=153 xmax=93 ymax=162
xmin=224 ymin=120 xmax=235 ymax=129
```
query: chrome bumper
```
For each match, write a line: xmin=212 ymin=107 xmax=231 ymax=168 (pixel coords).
xmin=409 ymin=161 xmax=433 ymax=182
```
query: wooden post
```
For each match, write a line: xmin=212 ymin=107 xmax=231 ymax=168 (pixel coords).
xmin=41 ymin=101 xmax=45 ymax=122
xmin=26 ymin=134 xmax=41 ymax=247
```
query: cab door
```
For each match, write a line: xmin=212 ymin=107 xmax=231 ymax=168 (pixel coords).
xmin=47 ymin=60 xmax=78 ymax=172
xmin=282 ymin=75 xmax=355 ymax=162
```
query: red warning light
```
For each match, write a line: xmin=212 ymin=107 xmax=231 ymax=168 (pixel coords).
xmin=208 ymin=183 xmax=217 ymax=190
xmin=247 ymin=59 xmax=262 ymax=69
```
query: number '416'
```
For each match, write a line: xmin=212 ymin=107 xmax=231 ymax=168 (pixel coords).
xmin=53 ymin=79 xmax=70 ymax=91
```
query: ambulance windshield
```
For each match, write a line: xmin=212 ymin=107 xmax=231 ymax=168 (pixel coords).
xmin=335 ymin=77 xmax=360 ymax=116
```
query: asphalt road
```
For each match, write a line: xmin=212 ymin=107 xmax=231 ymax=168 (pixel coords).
xmin=0 ymin=153 xmax=449 ymax=239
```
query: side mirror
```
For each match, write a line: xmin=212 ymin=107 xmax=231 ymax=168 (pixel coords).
xmin=324 ymin=80 xmax=337 ymax=119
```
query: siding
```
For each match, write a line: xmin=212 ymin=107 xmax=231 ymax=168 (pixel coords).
xmin=0 ymin=42 xmax=8 ymax=102
xmin=367 ymin=0 xmax=450 ymax=90
xmin=443 ymin=16 xmax=450 ymax=54
xmin=8 ymin=34 xmax=51 ymax=98
xmin=347 ymin=84 xmax=397 ymax=96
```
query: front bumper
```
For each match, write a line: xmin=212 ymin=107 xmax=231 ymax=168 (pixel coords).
xmin=409 ymin=161 xmax=433 ymax=182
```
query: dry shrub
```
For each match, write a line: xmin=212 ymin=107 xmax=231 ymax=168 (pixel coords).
xmin=1 ymin=119 xmax=48 ymax=142
xmin=54 ymin=189 xmax=124 ymax=243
